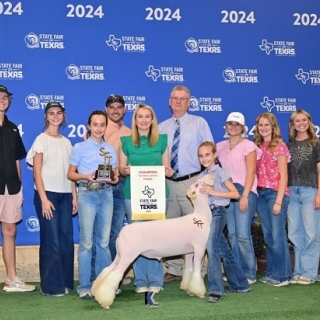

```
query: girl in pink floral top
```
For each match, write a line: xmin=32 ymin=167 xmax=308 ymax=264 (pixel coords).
xmin=254 ymin=112 xmax=292 ymax=286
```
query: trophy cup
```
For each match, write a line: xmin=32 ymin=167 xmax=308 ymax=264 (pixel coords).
xmin=95 ymin=147 xmax=114 ymax=182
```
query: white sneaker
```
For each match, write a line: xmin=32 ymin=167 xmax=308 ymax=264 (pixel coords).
xmin=148 ymin=287 xmax=162 ymax=293
xmin=298 ymin=276 xmax=315 ymax=285
xmin=135 ymin=286 xmax=148 ymax=293
xmin=79 ymin=289 xmax=92 ymax=299
xmin=3 ymin=277 xmax=36 ymax=292
xmin=289 ymin=276 xmax=300 ymax=284
xmin=115 ymin=288 xmax=122 ymax=295
xmin=247 ymin=279 xmax=257 ymax=284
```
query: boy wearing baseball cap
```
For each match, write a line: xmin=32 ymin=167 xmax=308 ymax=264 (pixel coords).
xmin=0 ymin=84 xmax=36 ymax=292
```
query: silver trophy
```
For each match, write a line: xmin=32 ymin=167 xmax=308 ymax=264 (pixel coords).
xmin=95 ymin=147 xmax=113 ymax=182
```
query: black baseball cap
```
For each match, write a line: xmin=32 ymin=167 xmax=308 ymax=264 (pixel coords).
xmin=44 ymin=101 xmax=66 ymax=113
xmin=0 ymin=85 xmax=13 ymax=96
xmin=106 ymin=94 xmax=125 ymax=107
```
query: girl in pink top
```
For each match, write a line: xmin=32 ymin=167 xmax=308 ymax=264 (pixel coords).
xmin=217 ymin=112 xmax=262 ymax=284
xmin=254 ymin=112 xmax=292 ymax=286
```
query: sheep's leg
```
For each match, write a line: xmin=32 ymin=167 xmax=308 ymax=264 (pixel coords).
xmin=187 ymin=249 xmax=206 ymax=298
xmin=180 ymin=253 xmax=193 ymax=292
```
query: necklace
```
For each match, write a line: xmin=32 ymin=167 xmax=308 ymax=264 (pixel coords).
xmin=229 ymin=137 xmax=242 ymax=147
xmin=45 ymin=130 xmax=61 ymax=138
xmin=140 ymin=136 xmax=148 ymax=145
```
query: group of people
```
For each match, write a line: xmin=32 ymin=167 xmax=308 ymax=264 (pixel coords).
xmin=0 ymin=83 xmax=319 ymax=304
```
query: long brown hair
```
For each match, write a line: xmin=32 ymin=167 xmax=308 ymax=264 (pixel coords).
xmin=253 ymin=112 xmax=282 ymax=151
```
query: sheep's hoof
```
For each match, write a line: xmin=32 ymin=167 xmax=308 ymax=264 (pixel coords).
xmin=101 ymin=305 xmax=110 ymax=309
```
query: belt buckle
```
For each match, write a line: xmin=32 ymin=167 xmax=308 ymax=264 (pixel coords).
xmin=87 ymin=182 xmax=101 ymax=191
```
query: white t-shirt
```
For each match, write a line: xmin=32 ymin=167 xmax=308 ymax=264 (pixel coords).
xmin=26 ymin=133 xmax=72 ymax=193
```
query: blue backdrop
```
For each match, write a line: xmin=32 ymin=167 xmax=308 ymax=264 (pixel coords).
xmin=1 ymin=0 xmax=320 ymax=245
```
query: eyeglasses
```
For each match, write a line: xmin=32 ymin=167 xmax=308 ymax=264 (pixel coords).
xmin=226 ymin=122 xmax=242 ymax=127
xmin=170 ymin=97 xmax=189 ymax=102
xmin=107 ymin=105 xmax=124 ymax=111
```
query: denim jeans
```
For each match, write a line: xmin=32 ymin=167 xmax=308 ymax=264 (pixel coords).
xmin=257 ymin=188 xmax=292 ymax=282
xmin=34 ymin=190 xmax=74 ymax=295
xmin=125 ymin=199 xmax=163 ymax=289
xmin=207 ymin=206 xmax=249 ymax=296
xmin=226 ymin=183 xmax=257 ymax=280
xmin=77 ymin=186 xmax=113 ymax=294
xmin=109 ymin=178 xmax=126 ymax=261
xmin=288 ymin=186 xmax=320 ymax=280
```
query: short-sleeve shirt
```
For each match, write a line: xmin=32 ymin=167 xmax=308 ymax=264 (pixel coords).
xmin=198 ymin=164 xmax=232 ymax=207
xmin=216 ymin=139 xmax=262 ymax=194
xmin=287 ymin=138 xmax=320 ymax=188
xmin=26 ymin=133 xmax=73 ymax=193
xmin=159 ymin=113 xmax=213 ymax=177
xmin=256 ymin=141 xmax=291 ymax=195
xmin=0 ymin=115 xmax=26 ymax=195
xmin=70 ymin=137 xmax=117 ymax=180
xmin=121 ymin=134 xmax=168 ymax=199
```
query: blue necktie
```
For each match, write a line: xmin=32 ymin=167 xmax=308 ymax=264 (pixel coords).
xmin=171 ymin=119 xmax=180 ymax=176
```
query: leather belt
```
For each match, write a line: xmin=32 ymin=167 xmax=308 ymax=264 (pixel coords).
xmin=166 ymin=171 xmax=200 ymax=182
xmin=257 ymin=186 xmax=266 ymax=190
xmin=78 ymin=181 xmax=110 ymax=191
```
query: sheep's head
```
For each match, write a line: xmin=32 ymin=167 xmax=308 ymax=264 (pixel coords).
xmin=186 ymin=173 xmax=215 ymax=200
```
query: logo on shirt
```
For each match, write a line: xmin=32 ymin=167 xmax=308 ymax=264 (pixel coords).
xmin=296 ymin=68 xmax=320 ymax=85
xmin=189 ymin=96 xmax=223 ymax=112
xmin=259 ymin=39 xmax=295 ymax=57
xmin=0 ymin=63 xmax=23 ymax=80
xmin=24 ymin=32 xmax=64 ymax=49
xmin=260 ymin=96 xmax=297 ymax=113
xmin=65 ymin=64 xmax=104 ymax=81
xmin=223 ymin=67 xmax=259 ymax=83
xmin=185 ymin=37 xmax=221 ymax=54
xmin=25 ymin=94 xmax=65 ymax=111
xmin=145 ymin=65 xmax=184 ymax=83
xmin=106 ymin=34 xmax=146 ymax=52
xmin=123 ymin=95 xmax=147 ymax=112
xmin=26 ymin=216 xmax=40 ymax=232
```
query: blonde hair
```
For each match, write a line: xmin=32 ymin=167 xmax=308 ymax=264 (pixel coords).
xmin=288 ymin=109 xmax=317 ymax=146
xmin=253 ymin=112 xmax=282 ymax=151
xmin=198 ymin=141 xmax=217 ymax=154
xmin=131 ymin=104 xmax=159 ymax=147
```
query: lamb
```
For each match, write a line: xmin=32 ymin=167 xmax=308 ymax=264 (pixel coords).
xmin=91 ymin=173 xmax=215 ymax=309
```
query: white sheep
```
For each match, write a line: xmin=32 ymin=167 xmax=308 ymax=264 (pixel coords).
xmin=91 ymin=173 xmax=215 ymax=308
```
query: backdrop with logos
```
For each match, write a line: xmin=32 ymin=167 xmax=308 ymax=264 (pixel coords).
xmin=1 ymin=0 xmax=320 ymax=245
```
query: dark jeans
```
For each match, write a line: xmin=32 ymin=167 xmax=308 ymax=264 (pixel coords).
xmin=207 ymin=206 xmax=249 ymax=296
xmin=34 ymin=190 xmax=74 ymax=295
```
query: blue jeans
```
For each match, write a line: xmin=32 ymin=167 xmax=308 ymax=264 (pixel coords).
xmin=34 ymin=190 xmax=74 ymax=295
xmin=109 ymin=178 xmax=126 ymax=261
xmin=77 ymin=186 xmax=113 ymax=294
xmin=226 ymin=183 xmax=257 ymax=280
xmin=257 ymin=188 xmax=292 ymax=282
xmin=288 ymin=186 xmax=320 ymax=280
xmin=125 ymin=199 xmax=163 ymax=289
xmin=207 ymin=206 xmax=249 ymax=296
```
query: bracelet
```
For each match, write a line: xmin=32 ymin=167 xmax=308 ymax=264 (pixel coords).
xmin=275 ymin=202 xmax=282 ymax=206
xmin=241 ymin=195 xmax=248 ymax=198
